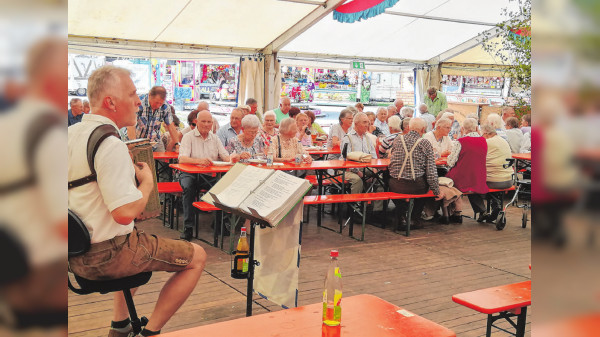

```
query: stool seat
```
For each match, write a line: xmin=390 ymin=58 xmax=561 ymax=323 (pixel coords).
xmin=157 ymin=182 xmax=183 ymax=194
xmin=72 ymin=272 xmax=152 ymax=295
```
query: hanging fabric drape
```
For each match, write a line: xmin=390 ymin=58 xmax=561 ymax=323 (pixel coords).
xmin=264 ymin=55 xmax=281 ymax=113
xmin=238 ymin=58 xmax=264 ymax=114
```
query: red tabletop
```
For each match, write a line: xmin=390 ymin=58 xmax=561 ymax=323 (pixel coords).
xmin=158 ymin=294 xmax=455 ymax=337
xmin=170 ymin=159 xmax=391 ymax=174
xmin=153 ymin=152 xmax=179 ymax=160
xmin=452 ymin=280 xmax=531 ymax=314
xmin=307 ymin=149 xmax=342 ymax=156
xmin=512 ymin=153 xmax=531 ymax=161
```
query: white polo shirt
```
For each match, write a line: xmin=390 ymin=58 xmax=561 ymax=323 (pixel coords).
xmin=68 ymin=114 xmax=142 ymax=243
xmin=179 ymin=128 xmax=229 ymax=161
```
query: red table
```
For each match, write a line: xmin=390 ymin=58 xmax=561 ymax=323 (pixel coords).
xmin=512 ymin=153 xmax=531 ymax=161
xmin=158 ymin=294 xmax=455 ymax=337
xmin=307 ymin=148 xmax=341 ymax=157
xmin=153 ymin=151 xmax=179 ymax=160
xmin=452 ymin=281 xmax=531 ymax=337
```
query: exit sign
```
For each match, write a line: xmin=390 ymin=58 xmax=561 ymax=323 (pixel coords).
xmin=352 ymin=61 xmax=365 ymax=69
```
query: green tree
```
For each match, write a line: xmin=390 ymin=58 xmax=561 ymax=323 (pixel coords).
xmin=482 ymin=0 xmax=531 ymax=114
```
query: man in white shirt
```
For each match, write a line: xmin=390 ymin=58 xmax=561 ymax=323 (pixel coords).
xmin=339 ymin=113 xmax=377 ymax=195
xmin=505 ymin=117 xmax=525 ymax=153
xmin=417 ymin=103 xmax=436 ymax=133
xmin=179 ymin=110 xmax=230 ymax=240
xmin=422 ymin=118 xmax=453 ymax=158
xmin=373 ymin=107 xmax=390 ymax=136
xmin=68 ymin=65 xmax=207 ymax=337
xmin=216 ymin=107 xmax=243 ymax=148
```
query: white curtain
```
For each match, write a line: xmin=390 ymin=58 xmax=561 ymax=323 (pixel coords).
xmin=264 ymin=54 xmax=281 ymax=112
xmin=238 ymin=57 xmax=264 ymax=113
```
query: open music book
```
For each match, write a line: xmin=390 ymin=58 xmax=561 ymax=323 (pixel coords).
xmin=201 ymin=163 xmax=312 ymax=227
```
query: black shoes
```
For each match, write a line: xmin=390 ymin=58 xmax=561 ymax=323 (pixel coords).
xmin=180 ymin=227 xmax=193 ymax=241
xmin=449 ymin=214 xmax=463 ymax=224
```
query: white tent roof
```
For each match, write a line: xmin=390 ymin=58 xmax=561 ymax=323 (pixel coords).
xmin=68 ymin=0 xmax=518 ymax=65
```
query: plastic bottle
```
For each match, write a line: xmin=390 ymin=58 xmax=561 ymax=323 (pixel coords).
xmin=236 ymin=227 xmax=250 ymax=273
xmin=322 ymin=250 xmax=342 ymax=326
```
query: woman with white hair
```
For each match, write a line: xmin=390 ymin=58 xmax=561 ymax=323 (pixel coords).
xmin=259 ymin=110 xmax=278 ymax=147
xmin=422 ymin=118 xmax=453 ymax=158
xmin=466 ymin=122 xmax=513 ymax=224
xmin=440 ymin=111 xmax=461 ymax=139
xmin=268 ymin=117 xmax=312 ymax=164
xmin=226 ymin=114 xmax=265 ymax=163
xmin=295 ymin=112 xmax=313 ymax=146
xmin=327 ymin=108 xmax=353 ymax=149
xmin=486 ymin=113 xmax=508 ymax=141
xmin=400 ymin=106 xmax=414 ymax=119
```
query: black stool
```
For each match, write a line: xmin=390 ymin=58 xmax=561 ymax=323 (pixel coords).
xmin=68 ymin=210 xmax=151 ymax=335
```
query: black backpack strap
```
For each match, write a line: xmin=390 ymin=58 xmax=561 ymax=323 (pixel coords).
xmin=68 ymin=124 xmax=120 ymax=189
xmin=277 ymin=135 xmax=281 ymax=158
xmin=0 ymin=113 xmax=62 ymax=194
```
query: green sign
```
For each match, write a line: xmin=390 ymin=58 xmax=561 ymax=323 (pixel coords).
xmin=352 ymin=61 xmax=365 ymax=70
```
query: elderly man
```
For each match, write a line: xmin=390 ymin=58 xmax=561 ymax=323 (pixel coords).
xmin=417 ymin=103 xmax=436 ymax=132
xmin=374 ymin=107 xmax=390 ymax=136
xmin=246 ymin=97 xmax=263 ymax=123
xmin=520 ymin=113 xmax=531 ymax=134
xmin=339 ymin=112 xmax=377 ymax=194
xmin=179 ymin=110 xmax=230 ymax=241
xmin=388 ymin=118 xmax=443 ymax=229
xmin=216 ymin=107 xmax=244 ymax=148
xmin=400 ymin=106 xmax=414 ymax=119
xmin=423 ymin=118 xmax=453 ymax=158
xmin=501 ymin=106 xmax=516 ymax=123
xmin=270 ymin=97 xmax=292 ymax=125
xmin=445 ymin=118 xmax=489 ymax=223
xmin=126 ymin=86 xmax=179 ymax=152
xmin=394 ymin=99 xmax=404 ymax=115
xmin=424 ymin=86 xmax=447 ymax=117
xmin=386 ymin=105 xmax=397 ymax=122
xmin=195 ymin=101 xmax=220 ymax=133
xmin=69 ymin=66 xmax=206 ymax=337
xmin=401 ymin=117 xmax=411 ymax=134
xmin=504 ymin=117 xmax=525 ymax=153
xmin=68 ymin=97 xmax=84 ymax=126
xmin=377 ymin=115 xmax=402 ymax=158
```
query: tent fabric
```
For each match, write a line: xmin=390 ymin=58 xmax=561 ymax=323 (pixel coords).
xmin=264 ymin=55 xmax=281 ymax=112
xmin=238 ymin=58 xmax=265 ymax=114
xmin=441 ymin=63 xmax=508 ymax=77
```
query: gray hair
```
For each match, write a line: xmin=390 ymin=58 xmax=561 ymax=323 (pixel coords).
xmin=481 ymin=123 xmax=497 ymax=135
xmin=387 ymin=105 xmax=397 ymax=113
xmin=402 ymin=117 xmax=411 ymax=131
xmin=241 ymin=114 xmax=260 ymax=129
xmin=263 ymin=110 xmax=276 ymax=120
xmin=462 ymin=118 xmax=478 ymax=133
xmin=347 ymin=106 xmax=359 ymax=115
xmin=279 ymin=117 xmax=296 ymax=134
xmin=339 ymin=108 xmax=353 ymax=124
xmin=441 ymin=112 xmax=454 ymax=120
xmin=486 ymin=113 xmax=504 ymax=129
xmin=409 ymin=117 xmax=426 ymax=132
xmin=353 ymin=112 xmax=367 ymax=124
xmin=435 ymin=118 xmax=452 ymax=129
xmin=418 ymin=103 xmax=428 ymax=114
xmin=69 ymin=97 xmax=82 ymax=106
xmin=400 ymin=107 xmax=414 ymax=118
xmin=466 ymin=113 xmax=479 ymax=121
xmin=87 ymin=65 xmax=131 ymax=106
xmin=388 ymin=115 xmax=402 ymax=132
xmin=376 ymin=107 xmax=388 ymax=115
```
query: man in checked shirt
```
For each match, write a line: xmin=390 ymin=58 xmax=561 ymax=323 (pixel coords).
xmin=388 ymin=118 xmax=445 ymax=229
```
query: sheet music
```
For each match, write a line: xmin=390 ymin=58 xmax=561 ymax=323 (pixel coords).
xmin=241 ymin=170 xmax=306 ymax=218
xmin=215 ymin=164 xmax=272 ymax=208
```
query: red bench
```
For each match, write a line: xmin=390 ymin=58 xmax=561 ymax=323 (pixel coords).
xmin=452 ymin=280 xmax=531 ymax=337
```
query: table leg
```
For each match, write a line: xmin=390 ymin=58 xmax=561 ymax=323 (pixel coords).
xmin=486 ymin=314 xmax=493 ymax=337
xmin=317 ymin=170 xmax=323 ymax=228
xmin=406 ymin=199 xmax=413 ymax=237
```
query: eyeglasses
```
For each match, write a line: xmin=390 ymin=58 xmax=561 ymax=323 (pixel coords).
xmin=190 ymin=123 xmax=196 ymax=127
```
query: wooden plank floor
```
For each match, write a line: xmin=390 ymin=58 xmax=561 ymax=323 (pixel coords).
xmin=69 ymin=199 xmax=531 ymax=337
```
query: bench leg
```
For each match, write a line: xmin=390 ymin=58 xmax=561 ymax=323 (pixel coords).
xmin=516 ymin=306 xmax=527 ymax=337
xmin=486 ymin=314 xmax=493 ymax=337
xmin=360 ymin=201 xmax=366 ymax=241
xmin=406 ymin=199 xmax=414 ymax=237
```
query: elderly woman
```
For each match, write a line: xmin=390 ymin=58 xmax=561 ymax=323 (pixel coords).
xmin=377 ymin=115 xmax=402 ymax=158
xmin=422 ymin=118 xmax=453 ymax=158
xmin=400 ymin=106 xmax=414 ymax=119
xmin=259 ymin=110 xmax=279 ymax=147
xmin=467 ymin=123 xmax=514 ymax=223
xmin=327 ymin=108 xmax=353 ymax=149
xmin=288 ymin=107 xmax=301 ymax=119
xmin=440 ymin=111 xmax=461 ymax=140
xmin=295 ymin=112 xmax=313 ymax=146
xmin=486 ymin=113 xmax=508 ymax=141
xmin=305 ymin=110 xmax=326 ymax=136
xmin=268 ymin=117 xmax=312 ymax=164
xmin=226 ymin=115 xmax=266 ymax=163
xmin=374 ymin=107 xmax=390 ymax=136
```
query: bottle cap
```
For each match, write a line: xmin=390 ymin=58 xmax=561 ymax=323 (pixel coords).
xmin=330 ymin=250 xmax=338 ymax=257
xmin=241 ymin=228 xmax=247 ymax=233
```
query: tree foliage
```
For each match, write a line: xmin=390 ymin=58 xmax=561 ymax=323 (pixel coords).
xmin=482 ymin=0 xmax=531 ymax=109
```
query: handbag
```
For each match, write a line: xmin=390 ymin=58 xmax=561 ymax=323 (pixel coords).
xmin=347 ymin=151 xmax=372 ymax=163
